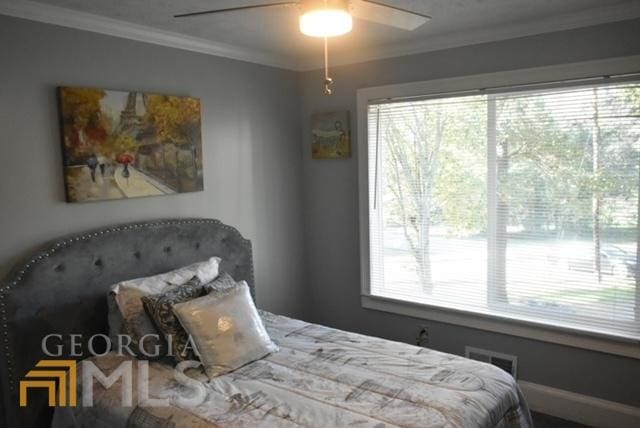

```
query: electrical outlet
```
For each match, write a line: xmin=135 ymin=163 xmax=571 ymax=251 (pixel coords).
xmin=416 ymin=325 xmax=429 ymax=347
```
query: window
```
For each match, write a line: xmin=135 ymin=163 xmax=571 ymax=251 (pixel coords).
xmin=366 ymin=80 xmax=640 ymax=342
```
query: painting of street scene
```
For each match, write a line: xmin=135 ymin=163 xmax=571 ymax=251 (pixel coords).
xmin=58 ymin=86 xmax=203 ymax=202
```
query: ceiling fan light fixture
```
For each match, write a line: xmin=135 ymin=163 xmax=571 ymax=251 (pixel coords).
xmin=299 ymin=0 xmax=352 ymax=37
xmin=174 ymin=0 xmax=431 ymax=95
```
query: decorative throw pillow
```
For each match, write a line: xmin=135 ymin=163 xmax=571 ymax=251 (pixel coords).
xmin=205 ymin=271 xmax=238 ymax=293
xmin=112 ymin=285 xmax=163 ymax=357
xmin=173 ymin=281 xmax=278 ymax=378
xmin=107 ymin=256 xmax=220 ymax=358
xmin=141 ymin=276 xmax=208 ymax=362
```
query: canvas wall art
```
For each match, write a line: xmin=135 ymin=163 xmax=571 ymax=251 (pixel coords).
xmin=311 ymin=111 xmax=351 ymax=159
xmin=57 ymin=87 xmax=203 ymax=202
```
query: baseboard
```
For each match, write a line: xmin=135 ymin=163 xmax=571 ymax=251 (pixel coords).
xmin=518 ymin=380 xmax=640 ymax=428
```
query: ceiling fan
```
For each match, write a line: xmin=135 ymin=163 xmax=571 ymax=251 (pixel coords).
xmin=174 ymin=0 xmax=431 ymax=94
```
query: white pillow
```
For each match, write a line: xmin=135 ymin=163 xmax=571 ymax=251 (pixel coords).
xmin=173 ymin=281 xmax=278 ymax=378
xmin=110 ymin=256 xmax=221 ymax=295
xmin=107 ymin=256 xmax=221 ymax=357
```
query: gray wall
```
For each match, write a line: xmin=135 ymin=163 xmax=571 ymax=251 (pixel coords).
xmin=0 ymin=15 xmax=307 ymax=318
xmin=299 ymin=19 xmax=640 ymax=406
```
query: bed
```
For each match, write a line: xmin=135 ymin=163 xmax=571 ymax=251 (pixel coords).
xmin=0 ymin=218 xmax=532 ymax=427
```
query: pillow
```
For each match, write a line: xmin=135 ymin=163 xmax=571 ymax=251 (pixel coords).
xmin=110 ymin=285 xmax=161 ymax=357
xmin=141 ymin=276 xmax=207 ymax=362
xmin=173 ymin=281 xmax=277 ymax=378
xmin=205 ymin=271 xmax=238 ymax=293
xmin=107 ymin=256 xmax=221 ymax=358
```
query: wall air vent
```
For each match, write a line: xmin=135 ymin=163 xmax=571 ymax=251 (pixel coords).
xmin=465 ymin=346 xmax=518 ymax=378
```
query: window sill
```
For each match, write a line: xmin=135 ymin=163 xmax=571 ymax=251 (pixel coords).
xmin=361 ymin=294 xmax=640 ymax=359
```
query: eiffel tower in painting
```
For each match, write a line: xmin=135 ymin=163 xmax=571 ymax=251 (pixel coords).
xmin=117 ymin=92 xmax=146 ymax=137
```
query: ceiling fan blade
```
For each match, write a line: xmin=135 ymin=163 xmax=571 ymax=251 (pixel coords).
xmin=174 ymin=2 xmax=297 ymax=18
xmin=351 ymin=0 xmax=431 ymax=31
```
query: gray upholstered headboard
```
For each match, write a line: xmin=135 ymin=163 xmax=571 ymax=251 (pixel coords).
xmin=0 ymin=218 xmax=254 ymax=428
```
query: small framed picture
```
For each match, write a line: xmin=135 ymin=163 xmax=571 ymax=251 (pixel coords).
xmin=311 ymin=111 xmax=351 ymax=159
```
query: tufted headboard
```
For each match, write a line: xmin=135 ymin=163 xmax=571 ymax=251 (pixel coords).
xmin=0 ymin=218 xmax=254 ymax=428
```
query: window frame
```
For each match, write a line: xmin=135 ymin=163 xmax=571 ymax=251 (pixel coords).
xmin=357 ymin=55 xmax=640 ymax=359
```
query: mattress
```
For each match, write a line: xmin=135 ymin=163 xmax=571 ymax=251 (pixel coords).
xmin=53 ymin=311 xmax=532 ymax=427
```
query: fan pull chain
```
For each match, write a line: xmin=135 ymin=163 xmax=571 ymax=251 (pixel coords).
xmin=323 ymin=36 xmax=333 ymax=95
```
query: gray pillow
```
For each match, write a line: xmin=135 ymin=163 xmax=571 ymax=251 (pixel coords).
xmin=111 ymin=285 xmax=166 ymax=357
xmin=141 ymin=276 xmax=207 ymax=362
xmin=173 ymin=281 xmax=278 ymax=378
xmin=205 ymin=271 xmax=238 ymax=293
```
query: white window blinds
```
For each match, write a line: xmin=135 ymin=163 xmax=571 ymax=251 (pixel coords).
xmin=367 ymin=82 xmax=640 ymax=340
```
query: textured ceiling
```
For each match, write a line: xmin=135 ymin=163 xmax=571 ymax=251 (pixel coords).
xmin=18 ymin=0 xmax=640 ymax=68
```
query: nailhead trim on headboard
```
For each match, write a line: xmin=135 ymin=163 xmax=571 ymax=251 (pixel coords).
xmin=0 ymin=218 xmax=254 ymax=393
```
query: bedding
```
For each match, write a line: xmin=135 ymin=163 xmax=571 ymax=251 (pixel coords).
xmin=54 ymin=311 xmax=532 ymax=428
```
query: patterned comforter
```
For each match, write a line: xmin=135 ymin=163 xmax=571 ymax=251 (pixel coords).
xmin=53 ymin=311 xmax=532 ymax=427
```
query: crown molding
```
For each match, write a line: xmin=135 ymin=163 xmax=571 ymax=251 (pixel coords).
xmin=2 ymin=0 xmax=639 ymax=72
xmin=297 ymin=1 xmax=640 ymax=71
xmin=0 ymin=0 xmax=299 ymax=70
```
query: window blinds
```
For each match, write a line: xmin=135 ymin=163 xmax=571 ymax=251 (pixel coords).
xmin=368 ymin=82 xmax=640 ymax=340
